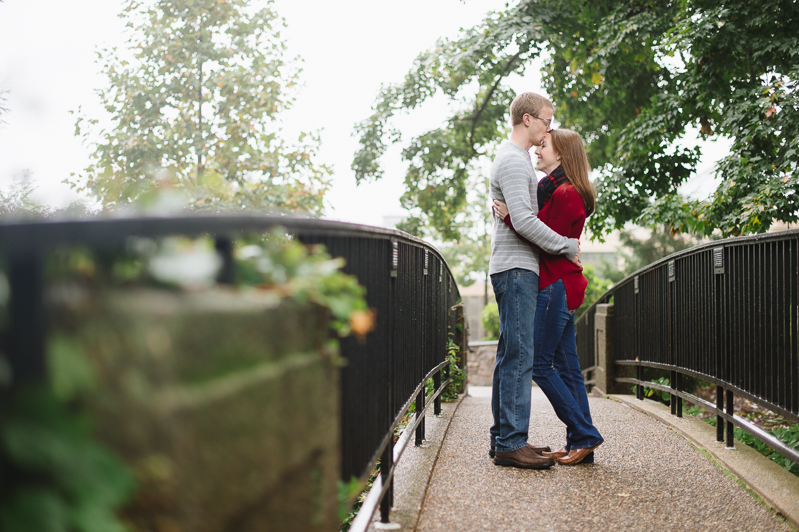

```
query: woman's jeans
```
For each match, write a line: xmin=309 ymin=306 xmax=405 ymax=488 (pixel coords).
xmin=490 ymin=269 xmax=538 ymax=453
xmin=533 ymin=280 xmax=603 ymax=450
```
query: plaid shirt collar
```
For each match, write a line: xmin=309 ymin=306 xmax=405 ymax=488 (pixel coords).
xmin=536 ymin=165 xmax=568 ymax=210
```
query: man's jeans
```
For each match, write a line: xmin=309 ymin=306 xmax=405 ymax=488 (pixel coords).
xmin=533 ymin=280 xmax=603 ymax=450
xmin=490 ymin=268 xmax=538 ymax=453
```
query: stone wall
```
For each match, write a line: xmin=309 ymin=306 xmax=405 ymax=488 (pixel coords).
xmin=466 ymin=342 xmax=498 ymax=386
xmin=49 ymin=286 xmax=340 ymax=532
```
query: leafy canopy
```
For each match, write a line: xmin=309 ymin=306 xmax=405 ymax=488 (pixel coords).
xmin=72 ymin=0 xmax=330 ymax=214
xmin=353 ymin=0 xmax=799 ymax=239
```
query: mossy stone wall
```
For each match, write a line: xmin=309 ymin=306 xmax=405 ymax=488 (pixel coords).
xmin=50 ymin=287 xmax=340 ymax=532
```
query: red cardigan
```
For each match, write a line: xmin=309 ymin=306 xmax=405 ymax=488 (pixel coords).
xmin=504 ymin=183 xmax=588 ymax=310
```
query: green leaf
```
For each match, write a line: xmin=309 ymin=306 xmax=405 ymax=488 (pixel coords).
xmin=0 ymin=488 xmax=70 ymax=532
xmin=48 ymin=335 xmax=97 ymax=401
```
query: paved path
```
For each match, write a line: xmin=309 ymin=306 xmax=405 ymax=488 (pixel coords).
xmin=412 ymin=387 xmax=792 ymax=532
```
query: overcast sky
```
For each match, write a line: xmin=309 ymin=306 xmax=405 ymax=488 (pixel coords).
xmin=0 ymin=0 xmax=729 ymax=228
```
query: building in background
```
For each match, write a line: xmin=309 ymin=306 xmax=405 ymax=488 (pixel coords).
xmin=459 ymin=281 xmax=493 ymax=343
xmin=769 ymin=221 xmax=798 ymax=233
xmin=577 ymin=229 xmax=625 ymax=271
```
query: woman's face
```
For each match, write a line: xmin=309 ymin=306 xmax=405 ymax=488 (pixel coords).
xmin=534 ymin=136 xmax=559 ymax=174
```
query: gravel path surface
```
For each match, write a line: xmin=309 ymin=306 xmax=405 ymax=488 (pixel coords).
xmin=416 ymin=388 xmax=791 ymax=531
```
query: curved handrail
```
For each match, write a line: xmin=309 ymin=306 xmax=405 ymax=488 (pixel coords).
xmin=575 ymin=227 xmax=799 ymax=463
xmin=0 ymin=214 xmax=459 ymax=287
xmin=576 ymin=228 xmax=799 ymax=329
xmin=0 ymin=213 xmax=464 ymax=527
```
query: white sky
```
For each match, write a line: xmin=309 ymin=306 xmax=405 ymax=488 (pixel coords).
xmin=0 ymin=0 xmax=730 ymax=229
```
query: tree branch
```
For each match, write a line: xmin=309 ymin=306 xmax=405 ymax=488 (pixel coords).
xmin=467 ymin=50 xmax=524 ymax=156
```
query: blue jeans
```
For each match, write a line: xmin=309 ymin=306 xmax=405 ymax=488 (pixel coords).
xmin=490 ymin=269 xmax=538 ymax=453
xmin=533 ymin=280 xmax=603 ymax=450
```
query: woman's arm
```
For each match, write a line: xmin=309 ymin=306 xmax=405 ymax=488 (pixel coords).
xmin=494 ymin=195 xmax=583 ymax=264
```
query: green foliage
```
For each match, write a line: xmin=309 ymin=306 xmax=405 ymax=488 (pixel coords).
xmin=601 ymin=226 xmax=704 ymax=283
xmin=0 ymin=335 xmax=134 ymax=531
xmin=702 ymin=417 xmax=799 ymax=477
xmin=480 ymin=302 xmax=499 ymax=341
xmin=432 ymin=178 xmax=493 ymax=286
xmin=45 ymin=231 xmax=370 ymax=339
xmin=576 ymin=264 xmax=611 ymax=318
xmin=442 ymin=334 xmax=465 ymax=402
xmin=72 ymin=0 xmax=330 ymax=213
xmin=235 ymin=231 xmax=369 ymax=337
xmin=632 ymin=373 xmax=712 ymax=405
xmin=770 ymin=425 xmax=799 ymax=474
xmin=632 ymin=376 xmax=673 ymax=405
xmin=0 ymin=171 xmax=54 ymax=219
xmin=0 ymin=386 xmax=135 ymax=532
xmin=354 ymin=0 xmax=799 ymax=240
xmin=338 ymin=464 xmax=380 ymax=531
xmin=0 ymin=172 xmax=93 ymax=220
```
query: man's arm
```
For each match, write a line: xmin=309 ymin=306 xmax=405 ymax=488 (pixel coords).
xmin=497 ymin=205 xmax=581 ymax=266
xmin=499 ymin=161 xmax=579 ymax=259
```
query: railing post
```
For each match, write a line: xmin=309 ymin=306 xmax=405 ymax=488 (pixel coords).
xmin=636 ymin=364 xmax=644 ymax=400
xmin=379 ymin=441 xmax=393 ymax=523
xmin=675 ymin=372 xmax=682 ymax=418
xmin=434 ymin=371 xmax=442 ymax=415
xmin=214 ymin=236 xmax=235 ymax=284
xmin=415 ymin=389 xmax=425 ymax=446
xmin=716 ymin=385 xmax=725 ymax=442
xmin=725 ymin=389 xmax=735 ymax=448
xmin=670 ymin=369 xmax=677 ymax=416
xmin=7 ymin=251 xmax=46 ymax=386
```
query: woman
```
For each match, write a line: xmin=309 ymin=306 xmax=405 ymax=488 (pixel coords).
xmin=493 ymin=128 xmax=603 ymax=465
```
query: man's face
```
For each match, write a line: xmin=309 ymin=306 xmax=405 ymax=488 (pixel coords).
xmin=526 ymin=106 xmax=554 ymax=146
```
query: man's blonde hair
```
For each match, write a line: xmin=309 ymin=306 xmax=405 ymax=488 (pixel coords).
xmin=510 ymin=92 xmax=552 ymax=126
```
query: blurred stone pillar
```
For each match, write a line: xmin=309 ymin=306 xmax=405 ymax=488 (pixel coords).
xmin=594 ymin=303 xmax=634 ymax=395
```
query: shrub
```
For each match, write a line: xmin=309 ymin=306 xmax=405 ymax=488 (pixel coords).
xmin=481 ymin=302 xmax=499 ymax=340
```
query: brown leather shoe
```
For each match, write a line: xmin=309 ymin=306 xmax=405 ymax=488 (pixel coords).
xmin=494 ymin=446 xmax=555 ymax=469
xmin=555 ymin=443 xmax=601 ymax=465
xmin=542 ymin=447 xmax=569 ymax=459
xmin=489 ymin=442 xmax=552 ymax=458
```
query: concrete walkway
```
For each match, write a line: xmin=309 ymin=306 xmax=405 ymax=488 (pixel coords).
xmin=372 ymin=386 xmax=797 ymax=531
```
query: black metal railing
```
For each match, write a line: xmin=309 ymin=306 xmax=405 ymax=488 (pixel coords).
xmin=0 ymin=214 xmax=461 ymax=527
xmin=576 ymin=229 xmax=799 ymax=463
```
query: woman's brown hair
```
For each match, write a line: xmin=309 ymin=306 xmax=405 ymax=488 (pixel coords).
xmin=549 ymin=129 xmax=596 ymax=216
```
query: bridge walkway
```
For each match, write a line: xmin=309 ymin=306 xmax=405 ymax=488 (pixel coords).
xmin=370 ymin=386 xmax=795 ymax=531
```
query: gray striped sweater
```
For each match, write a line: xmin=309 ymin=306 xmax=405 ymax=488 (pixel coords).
xmin=489 ymin=141 xmax=579 ymax=276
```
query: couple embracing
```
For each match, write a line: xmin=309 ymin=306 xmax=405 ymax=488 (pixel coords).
xmin=487 ymin=91 xmax=603 ymax=470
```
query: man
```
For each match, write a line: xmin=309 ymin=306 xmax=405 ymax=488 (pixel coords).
xmin=489 ymin=92 xmax=580 ymax=469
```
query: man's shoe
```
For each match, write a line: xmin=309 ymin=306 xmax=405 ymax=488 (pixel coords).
xmin=489 ymin=442 xmax=551 ymax=459
xmin=542 ymin=447 xmax=569 ymax=459
xmin=555 ymin=443 xmax=601 ymax=465
xmin=493 ymin=446 xmax=555 ymax=469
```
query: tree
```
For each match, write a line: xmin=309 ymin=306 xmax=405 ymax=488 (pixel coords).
xmin=0 ymin=171 xmax=52 ymax=218
xmin=437 ymin=177 xmax=493 ymax=305
xmin=353 ymin=0 xmax=799 ymax=240
xmin=577 ymin=264 xmax=611 ymax=317
xmin=0 ymin=171 xmax=91 ymax=219
xmin=0 ymin=88 xmax=8 ymax=127
xmin=72 ymin=0 xmax=330 ymax=213
xmin=600 ymin=226 xmax=702 ymax=283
